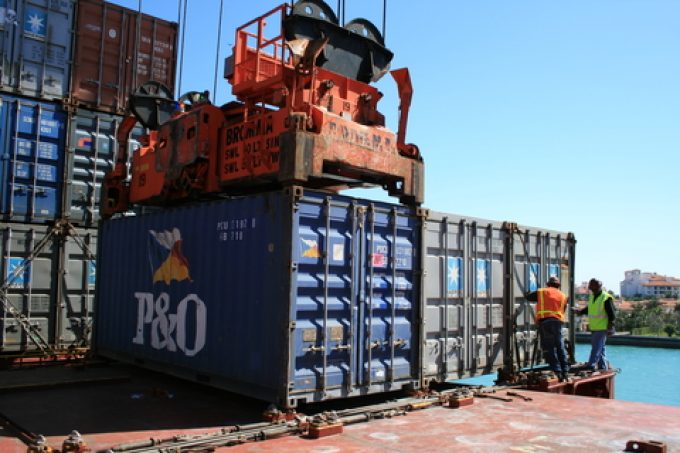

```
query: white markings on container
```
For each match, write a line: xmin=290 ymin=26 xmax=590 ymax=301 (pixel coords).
xmin=216 ymin=217 xmax=256 ymax=242
xmin=132 ymin=292 xmax=207 ymax=357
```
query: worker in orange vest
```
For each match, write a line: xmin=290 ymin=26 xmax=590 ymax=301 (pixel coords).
xmin=525 ymin=276 xmax=570 ymax=381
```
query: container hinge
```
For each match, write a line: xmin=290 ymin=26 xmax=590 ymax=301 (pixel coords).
xmin=289 ymin=321 xmax=296 ymax=330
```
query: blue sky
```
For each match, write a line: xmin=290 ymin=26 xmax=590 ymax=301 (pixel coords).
xmin=111 ymin=1 xmax=680 ymax=293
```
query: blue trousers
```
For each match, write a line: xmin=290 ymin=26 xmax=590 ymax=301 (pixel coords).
xmin=538 ymin=318 xmax=569 ymax=373
xmin=587 ymin=330 xmax=609 ymax=370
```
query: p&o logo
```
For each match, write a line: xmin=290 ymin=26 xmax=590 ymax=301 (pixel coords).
xmin=132 ymin=228 xmax=207 ymax=357
xmin=148 ymin=228 xmax=192 ymax=284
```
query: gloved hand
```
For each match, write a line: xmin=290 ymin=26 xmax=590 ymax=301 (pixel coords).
xmin=606 ymin=327 xmax=615 ymax=337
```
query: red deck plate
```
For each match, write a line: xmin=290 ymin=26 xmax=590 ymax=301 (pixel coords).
xmin=2 ymin=391 xmax=679 ymax=453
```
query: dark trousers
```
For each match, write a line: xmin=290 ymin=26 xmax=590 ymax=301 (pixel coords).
xmin=538 ymin=317 xmax=569 ymax=373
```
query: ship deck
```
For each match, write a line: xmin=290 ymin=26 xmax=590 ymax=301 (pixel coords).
xmin=0 ymin=362 xmax=678 ymax=452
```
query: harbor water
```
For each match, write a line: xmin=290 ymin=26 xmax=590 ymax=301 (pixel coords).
xmin=577 ymin=343 xmax=680 ymax=407
xmin=455 ymin=344 xmax=680 ymax=407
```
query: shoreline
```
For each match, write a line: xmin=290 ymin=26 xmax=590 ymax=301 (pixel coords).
xmin=575 ymin=332 xmax=680 ymax=349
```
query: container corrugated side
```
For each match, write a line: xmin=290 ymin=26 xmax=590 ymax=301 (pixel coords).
xmin=63 ymin=108 xmax=143 ymax=226
xmin=70 ymin=0 xmax=178 ymax=114
xmin=0 ymin=0 xmax=74 ymax=100
xmin=420 ymin=211 xmax=575 ymax=384
xmin=0 ymin=222 xmax=96 ymax=353
xmin=0 ymin=94 xmax=66 ymax=222
xmin=95 ymin=188 xmax=421 ymax=407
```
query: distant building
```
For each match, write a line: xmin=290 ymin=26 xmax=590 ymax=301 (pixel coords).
xmin=620 ymin=269 xmax=680 ymax=298
xmin=575 ymin=281 xmax=589 ymax=300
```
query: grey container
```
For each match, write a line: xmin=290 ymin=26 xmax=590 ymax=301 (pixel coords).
xmin=63 ymin=108 xmax=143 ymax=226
xmin=0 ymin=222 xmax=96 ymax=353
xmin=0 ymin=0 xmax=74 ymax=100
xmin=420 ymin=211 xmax=575 ymax=384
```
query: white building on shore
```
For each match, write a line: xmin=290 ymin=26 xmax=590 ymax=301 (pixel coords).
xmin=620 ymin=269 xmax=680 ymax=298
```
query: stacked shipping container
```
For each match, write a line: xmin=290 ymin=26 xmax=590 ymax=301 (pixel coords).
xmin=0 ymin=0 xmax=178 ymax=354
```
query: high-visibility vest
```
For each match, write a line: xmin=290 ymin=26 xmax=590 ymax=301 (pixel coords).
xmin=536 ymin=287 xmax=567 ymax=322
xmin=588 ymin=292 xmax=612 ymax=331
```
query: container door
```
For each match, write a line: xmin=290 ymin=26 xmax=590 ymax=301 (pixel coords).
xmin=421 ymin=216 xmax=467 ymax=382
xmin=71 ymin=0 xmax=124 ymax=111
xmin=72 ymin=0 xmax=177 ymax=113
xmin=0 ymin=223 xmax=57 ymax=353
xmin=291 ymin=196 xmax=355 ymax=394
xmin=58 ymin=227 xmax=96 ymax=349
xmin=358 ymin=204 xmax=417 ymax=386
xmin=512 ymin=229 xmax=575 ymax=368
xmin=422 ymin=214 xmax=508 ymax=382
xmin=18 ymin=0 xmax=73 ymax=99
xmin=466 ymin=223 xmax=505 ymax=375
xmin=0 ymin=0 xmax=73 ymax=99
xmin=1 ymin=97 xmax=64 ymax=222
xmin=64 ymin=109 xmax=143 ymax=225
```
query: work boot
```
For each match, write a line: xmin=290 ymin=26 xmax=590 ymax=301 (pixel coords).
xmin=559 ymin=372 xmax=569 ymax=382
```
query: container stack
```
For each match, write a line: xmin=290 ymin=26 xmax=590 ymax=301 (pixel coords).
xmin=0 ymin=0 xmax=177 ymax=355
xmin=1 ymin=0 xmax=578 ymax=408
xmin=90 ymin=0 xmax=576 ymax=406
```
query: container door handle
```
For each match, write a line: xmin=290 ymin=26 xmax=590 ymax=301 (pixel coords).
xmin=392 ymin=338 xmax=407 ymax=348
xmin=332 ymin=344 xmax=351 ymax=351
xmin=369 ymin=340 xmax=383 ymax=349
xmin=304 ymin=345 xmax=325 ymax=353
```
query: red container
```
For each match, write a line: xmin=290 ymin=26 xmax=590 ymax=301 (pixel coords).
xmin=69 ymin=0 xmax=178 ymax=114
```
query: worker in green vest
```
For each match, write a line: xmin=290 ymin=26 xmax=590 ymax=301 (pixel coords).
xmin=577 ymin=278 xmax=616 ymax=370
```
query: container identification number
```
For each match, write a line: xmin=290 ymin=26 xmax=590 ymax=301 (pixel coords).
xmin=216 ymin=217 xmax=256 ymax=242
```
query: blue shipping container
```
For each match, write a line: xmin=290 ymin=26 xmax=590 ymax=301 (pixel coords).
xmin=0 ymin=0 xmax=74 ymax=100
xmin=64 ymin=108 xmax=143 ymax=226
xmin=95 ymin=188 xmax=421 ymax=406
xmin=0 ymin=94 xmax=66 ymax=221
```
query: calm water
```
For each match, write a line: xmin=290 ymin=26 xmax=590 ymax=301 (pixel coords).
xmin=455 ymin=344 xmax=680 ymax=407
xmin=576 ymin=343 xmax=680 ymax=407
